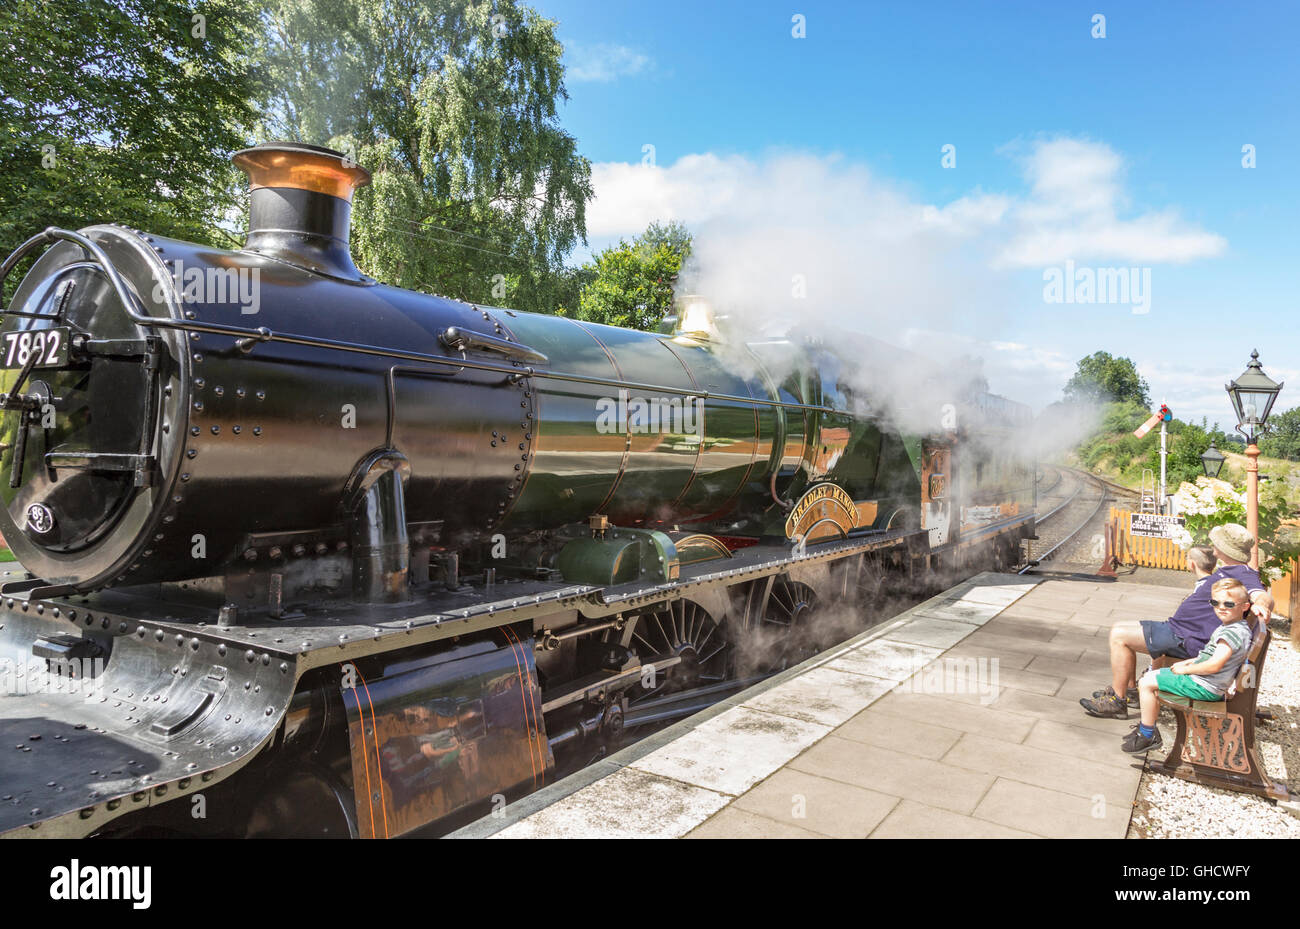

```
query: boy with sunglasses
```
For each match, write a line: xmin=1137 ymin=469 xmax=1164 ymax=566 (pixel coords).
xmin=1122 ymin=577 xmax=1256 ymax=753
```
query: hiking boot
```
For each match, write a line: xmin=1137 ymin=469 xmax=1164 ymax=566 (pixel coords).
xmin=1121 ymin=726 xmax=1163 ymax=754
xmin=1091 ymin=685 xmax=1139 ymax=708
xmin=1080 ymin=691 xmax=1129 ymax=719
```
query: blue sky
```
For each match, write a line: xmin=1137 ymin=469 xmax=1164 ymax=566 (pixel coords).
xmin=530 ymin=0 xmax=1299 ymax=429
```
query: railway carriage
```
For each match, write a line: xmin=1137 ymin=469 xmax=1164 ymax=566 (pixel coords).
xmin=0 ymin=143 xmax=1034 ymax=837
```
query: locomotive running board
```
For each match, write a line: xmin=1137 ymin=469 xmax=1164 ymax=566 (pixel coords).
xmin=0 ymin=594 xmax=299 ymax=838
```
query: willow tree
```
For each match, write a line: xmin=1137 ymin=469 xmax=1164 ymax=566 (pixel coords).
xmin=258 ymin=0 xmax=592 ymax=311
xmin=0 ymin=0 xmax=261 ymax=257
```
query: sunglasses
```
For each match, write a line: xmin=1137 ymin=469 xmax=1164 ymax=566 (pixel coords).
xmin=1209 ymin=599 xmax=1241 ymax=609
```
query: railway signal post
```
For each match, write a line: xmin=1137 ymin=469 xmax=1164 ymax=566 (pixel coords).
xmin=1133 ymin=403 xmax=1175 ymax=514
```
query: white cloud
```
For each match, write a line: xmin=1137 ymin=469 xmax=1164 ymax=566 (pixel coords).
xmin=1138 ymin=357 xmax=1298 ymax=430
xmin=995 ymin=138 xmax=1227 ymax=267
xmin=581 ymin=138 xmax=1228 ymax=417
xmin=565 ymin=42 xmax=651 ymax=83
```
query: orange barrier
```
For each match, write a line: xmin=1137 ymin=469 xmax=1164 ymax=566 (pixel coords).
xmin=1109 ymin=507 xmax=1191 ymax=571
xmin=1270 ymin=564 xmax=1297 ymax=620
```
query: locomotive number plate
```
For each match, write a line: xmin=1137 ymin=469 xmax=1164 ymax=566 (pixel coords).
xmin=1 ymin=328 xmax=70 ymax=369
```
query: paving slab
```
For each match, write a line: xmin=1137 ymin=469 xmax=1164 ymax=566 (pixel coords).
xmin=630 ymin=704 xmax=830 ymax=796
xmin=742 ymin=665 xmax=895 ymax=728
xmin=727 ymin=768 xmax=900 ymax=838
xmin=1023 ymin=718 xmax=1140 ymax=770
xmin=834 ymin=709 xmax=964 ymax=760
xmin=823 ymin=639 xmax=944 ymax=682
xmin=868 ymin=689 xmax=1038 ymax=743
xmin=940 ymin=732 xmax=1141 ymax=800
xmin=685 ymin=806 xmax=825 ymax=839
xmin=880 ymin=616 xmax=979 ymax=649
xmin=788 ymin=736 xmax=996 ymax=815
xmin=492 ymin=765 xmax=731 ymax=839
xmin=869 ymin=799 xmax=1038 ymax=838
xmin=972 ymin=777 xmax=1134 ymax=838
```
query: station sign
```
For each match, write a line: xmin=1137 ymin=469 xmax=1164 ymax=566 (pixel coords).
xmin=1129 ymin=512 xmax=1186 ymax=539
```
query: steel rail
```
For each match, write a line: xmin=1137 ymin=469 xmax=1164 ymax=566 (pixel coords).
xmin=1019 ymin=468 xmax=1109 ymax=573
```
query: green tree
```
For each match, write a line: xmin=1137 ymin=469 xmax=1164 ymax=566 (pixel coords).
xmin=1063 ymin=352 xmax=1152 ymax=407
xmin=0 ymin=0 xmax=261 ymax=260
xmin=1149 ymin=420 xmax=1211 ymax=489
xmin=1259 ymin=406 xmax=1300 ymax=461
xmin=570 ymin=222 xmax=693 ymax=330
xmin=257 ymin=0 xmax=592 ymax=312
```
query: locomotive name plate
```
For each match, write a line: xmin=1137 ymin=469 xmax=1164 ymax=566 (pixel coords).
xmin=785 ymin=482 xmax=858 ymax=542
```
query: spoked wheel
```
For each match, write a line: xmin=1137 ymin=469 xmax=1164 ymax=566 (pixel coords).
xmin=628 ymin=600 xmax=730 ymax=704
xmin=736 ymin=577 xmax=821 ymax=676
xmin=856 ymin=551 xmax=887 ymax=616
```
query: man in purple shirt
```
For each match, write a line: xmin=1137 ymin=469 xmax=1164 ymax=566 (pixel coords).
xmin=1080 ymin=523 xmax=1274 ymax=719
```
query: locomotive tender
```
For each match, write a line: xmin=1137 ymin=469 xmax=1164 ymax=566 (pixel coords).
xmin=0 ymin=143 xmax=1034 ymax=837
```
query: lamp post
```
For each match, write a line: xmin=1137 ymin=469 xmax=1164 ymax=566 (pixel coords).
xmin=1200 ymin=440 xmax=1226 ymax=479
xmin=1225 ymin=350 xmax=1284 ymax=569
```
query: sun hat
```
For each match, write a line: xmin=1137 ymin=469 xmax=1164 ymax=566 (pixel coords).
xmin=1209 ymin=523 xmax=1254 ymax=564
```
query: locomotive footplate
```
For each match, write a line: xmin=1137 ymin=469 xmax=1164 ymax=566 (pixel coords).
xmin=0 ymin=593 xmax=299 ymax=838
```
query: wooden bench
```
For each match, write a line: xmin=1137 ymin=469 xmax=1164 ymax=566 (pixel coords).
xmin=1155 ymin=623 xmax=1289 ymax=801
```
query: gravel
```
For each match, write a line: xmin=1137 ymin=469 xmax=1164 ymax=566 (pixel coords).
xmin=1127 ymin=615 xmax=1300 ymax=838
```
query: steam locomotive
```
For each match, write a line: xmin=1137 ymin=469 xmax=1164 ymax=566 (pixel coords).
xmin=0 ymin=143 xmax=1034 ymax=837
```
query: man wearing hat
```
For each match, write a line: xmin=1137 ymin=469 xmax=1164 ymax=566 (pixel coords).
xmin=1080 ymin=523 xmax=1274 ymax=719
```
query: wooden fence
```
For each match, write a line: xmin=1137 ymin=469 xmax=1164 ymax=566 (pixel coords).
xmin=1109 ymin=507 xmax=1190 ymax=571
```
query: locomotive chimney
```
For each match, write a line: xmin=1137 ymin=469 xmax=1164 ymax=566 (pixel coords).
xmin=232 ymin=142 xmax=371 ymax=282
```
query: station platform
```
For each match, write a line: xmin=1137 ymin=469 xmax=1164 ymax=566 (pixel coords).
xmin=450 ymin=572 xmax=1189 ymax=839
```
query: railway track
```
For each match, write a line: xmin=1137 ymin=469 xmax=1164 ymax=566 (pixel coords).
xmin=1020 ymin=465 xmax=1134 ymax=573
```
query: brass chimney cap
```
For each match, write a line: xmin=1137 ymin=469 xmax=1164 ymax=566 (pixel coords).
xmin=233 ymin=142 xmax=371 ymax=202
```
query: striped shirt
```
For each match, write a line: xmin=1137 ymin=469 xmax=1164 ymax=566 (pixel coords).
xmin=1189 ymin=620 xmax=1253 ymax=696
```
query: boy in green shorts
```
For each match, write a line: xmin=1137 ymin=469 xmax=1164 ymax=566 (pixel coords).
xmin=1122 ymin=577 xmax=1256 ymax=754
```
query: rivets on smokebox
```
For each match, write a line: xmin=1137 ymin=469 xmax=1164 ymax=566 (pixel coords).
xmin=187 ymin=449 xmax=197 ymax=459
xmin=194 ymin=378 xmax=205 ymax=389
xmin=193 ymin=401 xmax=204 ymax=412
xmin=232 ymin=425 xmax=241 ymax=435
xmin=256 ymin=391 xmax=265 ymax=401
xmin=252 ymin=427 xmax=261 ymax=436
xmin=193 ymin=353 xmax=203 ymax=363
xmin=213 ymin=386 xmax=224 ymax=397
xmin=236 ymin=388 xmax=246 ymax=398
xmin=210 ymin=426 xmax=220 ymax=435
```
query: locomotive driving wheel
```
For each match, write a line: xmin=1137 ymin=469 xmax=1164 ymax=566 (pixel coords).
xmin=628 ymin=599 xmax=730 ymax=702
xmin=739 ymin=577 xmax=821 ymax=675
